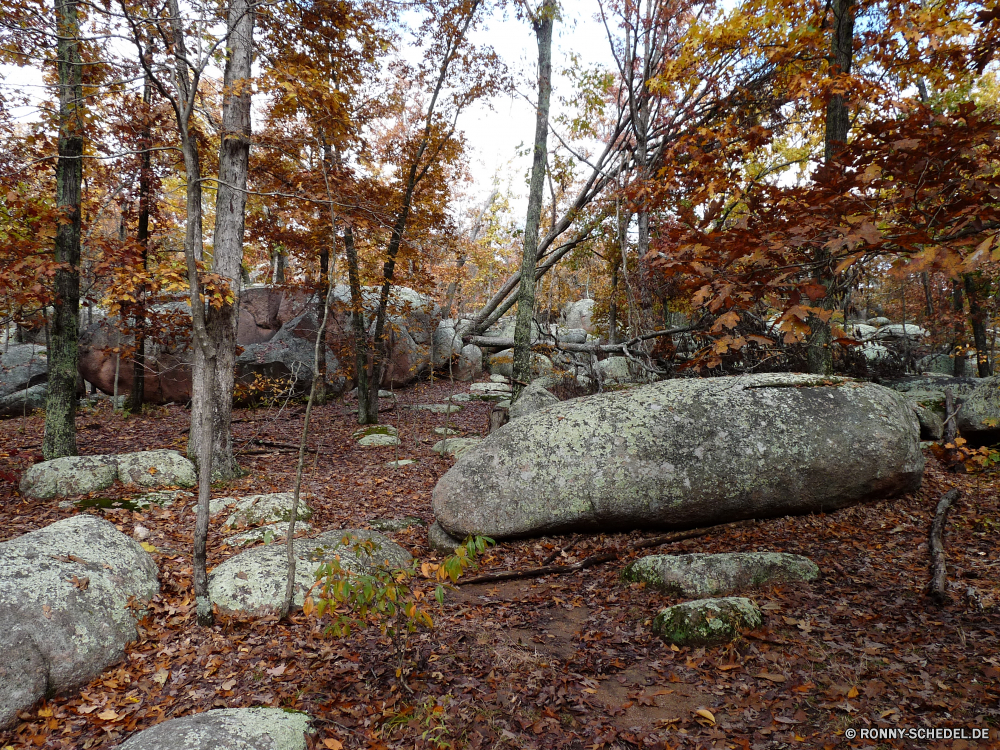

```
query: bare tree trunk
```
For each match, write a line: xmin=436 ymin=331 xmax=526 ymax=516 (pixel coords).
xmin=43 ymin=0 xmax=84 ymax=459
xmin=953 ymin=280 xmax=967 ymax=376
xmin=512 ymin=0 xmax=555 ymax=403
xmin=964 ymin=273 xmax=992 ymax=377
xmin=314 ymin=247 xmax=329 ymax=405
xmin=344 ymin=224 xmax=376 ymax=424
xmin=192 ymin=0 xmax=254 ymax=480
xmin=809 ymin=0 xmax=855 ymax=375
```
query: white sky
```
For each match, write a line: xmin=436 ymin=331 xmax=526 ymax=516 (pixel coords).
xmin=0 ymin=1 xmax=618 ymax=223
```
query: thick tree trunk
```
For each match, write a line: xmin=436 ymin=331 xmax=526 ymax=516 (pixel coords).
xmin=512 ymin=0 xmax=554 ymax=402
xmin=129 ymin=71 xmax=153 ymax=414
xmin=190 ymin=0 xmax=254 ymax=480
xmin=808 ymin=0 xmax=855 ymax=375
xmin=43 ymin=0 xmax=84 ymax=459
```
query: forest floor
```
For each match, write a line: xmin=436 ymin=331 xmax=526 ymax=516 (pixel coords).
xmin=0 ymin=378 xmax=998 ymax=750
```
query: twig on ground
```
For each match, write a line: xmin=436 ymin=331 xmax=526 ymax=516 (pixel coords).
xmin=458 ymin=519 xmax=756 ymax=586
xmin=928 ymin=487 xmax=961 ymax=604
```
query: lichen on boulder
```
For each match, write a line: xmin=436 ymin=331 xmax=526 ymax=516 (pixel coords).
xmin=623 ymin=552 xmax=819 ymax=598
xmin=114 ymin=707 xmax=312 ymax=749
xmin=652 ymin=597 xmax=762 ymax=646
xmin=222 ymin=493 xmax=312 ymax=531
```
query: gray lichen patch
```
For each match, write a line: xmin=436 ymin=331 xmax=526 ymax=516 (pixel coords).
xmin=623 ymin=552 xmax=819 ymax=598
xmin=412 ymin=404 xmax=463 ymax=413
xmin=652 ymin=597 xmax=762 ymax=646
xmin=19 ymin=455 xmax=118 ymax=500
xmin=224 ymin=521 xmax=314 ymax=548
xmin=116 ymin=450 xmax=197 ymax=488
xmin=431 ymin=438 xmax=482 ymax=458
xmin=358 ymin=433 xmax=402 ymax=447
xmin=352 ymin=424 xmax=399 ymax=440
xmin=115 ymin=706 xmax=313 ymax=749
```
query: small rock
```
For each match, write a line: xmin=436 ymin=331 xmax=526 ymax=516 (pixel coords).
xmin=385 ymin=459 xmax=417 ymax=468
xmin=428 ymin=521 xmax=465 ymax=553
xmin=224 ymin=521 xmax=314 ymax=548
xmin=114 ymin=707 xmax=312 ymax=750
xmin=358 ymin=433 xmax=401 ymax=447
xmin=623 ymin=552 xmax=819 ymax=598
xmin=370 ymin=516 xmax=425 ymax=532
xmin=223 ymin=493 xmax=312 ymax=531
xmin=490 ymin=374 xmax=508 ymax=383
xmin=132 ymin=525 xmax=151 ymax=542
xmin=116 ymin=450 xmax=197 ymax=489
xmin=352 ymin=424 xmax=398 ymax=440
xmin=412 ymin=404 xmax=463 ymax=413
xmin=652 ymin=597 xmax=762 ymax=646
xmin=447 ymin=393 xmax=472 ymax=402
xmin=19 ymin=455 xmax=119 ymax=500
xmin=432 ymin=438 xmax=482 ymax=458
xmin=134 ymin=489 xmax=193 ymax=508
xmin=433 ymin=426 xmax=460 ymax=436
xmin=209 ymin=530 xmax=411 ymax=612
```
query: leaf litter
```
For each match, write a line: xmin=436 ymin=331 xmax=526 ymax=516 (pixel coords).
xmin=0 ymin=380 xmax=998 ymax=749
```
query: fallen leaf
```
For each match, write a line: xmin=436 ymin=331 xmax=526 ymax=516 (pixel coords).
xmin=152 ymin=668 xmax=169 ymax=686
xmin=70 ymin=575 xmax=90 ymax=591
xmin=323 ymin=740 xmax=343 ymax=750
xmin=847 ymin=686 xmax=859 ymax=698
xmin=77 ymin=705 xmax=99 ymax=715
xmin=140 ymin=542 xmax=157 ymax=553
xmin=694 ymin=708 xmax=715 ymax=725
xmin=148 ymin=467 xmax=158 ymax=474
xmin=756 ymin=672 xmax=787 ymax=683
xmin=266 ymin=664 xmax=286 ymax=677
xmin=97 ymin=709 xmax=118 ymax=721
xmin=41 ymin=605 xmax=51 ymax=619
xmin=221 ymin=679 xmax=237 ymax=691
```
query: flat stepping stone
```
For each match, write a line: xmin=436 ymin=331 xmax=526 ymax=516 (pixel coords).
xmin=358 ymin=433 xmax=401 ymax=447
xmin=133 ymin=489 xmax=193 ymax=508
xmin=469 ymin=382 xmax=511 ymax=393
xmin=432 ymin=438 xmax=482 ymax=458
xmin=117 ymin=450 xmax=197 ymax=488
xmin=653 ymin=597 xmax=762 ymax=646
xmin=447 ymin=393 xmax=472 ymax=402
xmin=115 ymin=707 xmax=312 ymax=749
xmin=490 ymin=374 xmax=509 ymax=383
xmin=220 ymin=493 xmax=312 ymax=530
xmin=352 ymin=424 xmax=398 ymax=440
xmin=385 ymin=459 xmax=417 ymax=468
xmin=224 ymin=521 xmax=314 ymax=548
xmin=209 ymin=530 xmax=411 ymax=612
xmin=369 ymin=516 xmax=425 ymax=532
xmin=433 ymin=427 xmax=460 ymax=436
xmin=623 ymin=552 xmax=818 ymax=598
xmin=412 ymin=404 xmax=463 ymax=413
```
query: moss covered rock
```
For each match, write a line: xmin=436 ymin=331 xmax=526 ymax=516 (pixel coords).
xmin=222 ymin=493 xmax=312 ymax=531
xmin=432 ymin=373 xmax=923 ymax=540
xmin=652 ymin=597 xmax=762 ymax=646
xmin=623 ymin=552 xmax=819 ymax=597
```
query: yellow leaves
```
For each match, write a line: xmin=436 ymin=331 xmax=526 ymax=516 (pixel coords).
xmin=711 ymin=310 xmax=740 ymax=332
xmin=140 ymin=542 xmax=157 ymax=553
xmin=694 ymin=708 xmax=716 ymax=725
xmin=323 ymin=740 xmax=344 ymax=750
xmin=152 ymin=668 xmax=169 ymax=686
xmin=97 ymin=709 xmax=119 ymax=721
xmin=302 ymin=596 xmax=315 ymax=616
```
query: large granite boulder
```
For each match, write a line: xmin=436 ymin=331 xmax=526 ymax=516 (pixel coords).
xmin=509 ymin=382 xmax=559 ymax=420
xmin=560 ymin=299 xmax=595 ymax=332
xmin=954 ymin=376 xmax=1000 ymax=438
xmin=209 ymin=530 xmax=411 ymax=612
xmin=115 ymin=707 xmax=312 ymax=750
xmin=489 ymin=349 xmax=553 ymax=379
xmin=884 ymin=375 xmax=998 ymax=439
xmin=432 ymin=373 xmax=924 ymax=540
xmin=0 ymin=382 xmax=48 ymax=417
xmin=623 ymin=552 xmax=819 ymax=598
xmin=0 ymin=516 xmax=159 ymax=729
xmin=117 ymin=450 xmax=197 ymax=488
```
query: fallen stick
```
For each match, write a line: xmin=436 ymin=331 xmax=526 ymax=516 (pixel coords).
xmin=928 ymin=488 xmax=961 ymax=604
xmin=458 ymin=519 xmax=756 ymax=586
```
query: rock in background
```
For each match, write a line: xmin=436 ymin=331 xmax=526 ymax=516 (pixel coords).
xmin=114 ymin=707 xmax=312 ymax=750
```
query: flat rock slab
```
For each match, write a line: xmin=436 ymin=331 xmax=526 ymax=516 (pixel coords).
xmin=209 ymin=530 xmax=412 ymax=612
xmin=433 ymin=373 xmax=923 ymax=540
xmin=385 ymin=459 xmax=417 ymax=468
xmin=222 ymin=493 xmax=313 ymax=531
xmin=0 ymin=516 xmax=159 ymax=729
xmin=623 ymin=552 xmax=819 ymax=598
xmin=433 ymin=427 xmax=460 ymax=435
xmin=352 ymin=425 xmax=398 ymax=440
xmin=652 ymin=597 xmax=762 ymax=646
xmin=224 ymin=522 xmax=315 ymax=548
xmin=114 ymin=707 xmax=312 ymax=749
xmin=20 ymin=451 xmax=197 ymax=500
xmin=432 ymin=438 xmax=482 ymax=458
xmin=370 ymin=516 xmax=425 ymax=533
xmin=358 ymin=433 xmax=401 ymax=447
xmin=412 ymin=404 xmax=463 ymax=413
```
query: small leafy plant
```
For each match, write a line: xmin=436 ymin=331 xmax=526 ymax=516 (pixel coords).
xmin=303 ymin=533 xmax=493 ymax=681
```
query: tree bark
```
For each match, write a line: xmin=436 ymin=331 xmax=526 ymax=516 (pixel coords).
xmin=512 ymin=0 xmax=554 ymax=403
xmin=809 ymin=0 xmax=856 ymax=375
xmin=964 ymin=273 xmax=992 ymax=377
xmin=314 ymin=247 xmax=330 ymax=405
xmin=43 ymin=0 xmax=84 ymax=459
xmin=343 ymin=224 xmax=376 ymax=424
xmin=129 ymin=70 xmax=153 ymax=414
xmin=191 ymin=0 xmax=254 ymax=480
xmin=928 ymin=488 xmax=960 ymax=604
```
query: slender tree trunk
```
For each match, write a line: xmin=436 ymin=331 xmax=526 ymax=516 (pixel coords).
xmin=43 ymin=0 xmax=84 ymax=459
xmin=953 ymin=281 xmax=967 ymax=377
xmin=512 ymin=0 xmax=555 ymax=402
xmin=964 ymin=273 xmax=992 ymax=377
xmin=344 ymin=225 xmax=376 ymax=423
xmin=314 ymin=247 xmax=329 ymax=405
xmin=808 ymin=0 xmax=856 ymax=375
xmin=129 ymin=70 xmax=153 ymax=414
xmin=191 ymin=0 xmax=254 ymax=480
